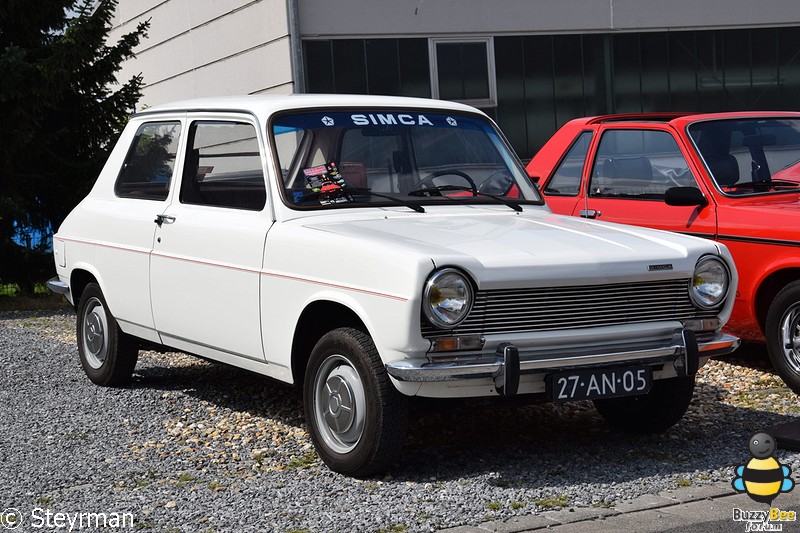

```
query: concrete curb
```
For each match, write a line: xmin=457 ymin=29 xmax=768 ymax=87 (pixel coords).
xmin=439 ymin=481 xmax=800 ymax=532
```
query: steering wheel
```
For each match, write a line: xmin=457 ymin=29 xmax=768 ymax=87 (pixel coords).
xmin=479 ymin=170 xmax=515 ymax=195
xmin=411 ymin=170 xmax=477 ymax=196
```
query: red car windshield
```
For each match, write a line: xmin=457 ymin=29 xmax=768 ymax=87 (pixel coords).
xmin=688 ymin=118 xmax=800 ymax=195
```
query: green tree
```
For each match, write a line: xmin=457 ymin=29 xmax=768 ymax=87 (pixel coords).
xmin=0 ymin=0 xmax=148 ymax=293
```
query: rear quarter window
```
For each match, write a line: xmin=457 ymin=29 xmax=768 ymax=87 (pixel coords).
xmin=544 ymin=131 xmax=592 ymax=196
xmin=115 ymin=121 xmax=181 ymax=201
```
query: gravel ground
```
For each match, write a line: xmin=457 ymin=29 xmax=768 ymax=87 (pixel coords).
xmin=1 ymin=310 xmax=799 ymax=533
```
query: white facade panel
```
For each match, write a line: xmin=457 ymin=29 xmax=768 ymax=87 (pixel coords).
xmin=297 ymin=0 xmax=800 ymax=37
xmin=112 ymin=0 xmax=166 ymax=27
xmin=191 ymin=37 xmax=294 ymax=97
xmin=189 ymin=0 xmax=288 ymax=67
xmin=611 ymin=0 xmax=797 ymax=30
xmin=109 ymin=0 xmax=293 ymax=107
xmin=138 ymin=37 xmax=294 ymax=106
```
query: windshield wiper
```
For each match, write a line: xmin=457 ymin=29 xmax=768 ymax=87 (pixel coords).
xmin=408 ymin=185 xmax=523 ymax=212
xmin=724 ymin=180 xmax=800 ymax=192
xmin=295 ymin=186 xmax=426 ymax=213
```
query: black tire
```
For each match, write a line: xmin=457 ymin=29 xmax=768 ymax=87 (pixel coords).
xmin=593 ymin=375 xmax=695 ymax=433
xmin=76 ymin=283 xmax=139 ymax=386
xmin=765 ymin=281 xmax=800 ymax=394
xmin=303 ymin=327 xmax=408 ymax=477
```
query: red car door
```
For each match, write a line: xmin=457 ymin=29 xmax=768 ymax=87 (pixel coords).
xmin=573 ymin=126 xmax=717 ymax=240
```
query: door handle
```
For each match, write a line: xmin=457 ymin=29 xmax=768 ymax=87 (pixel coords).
xmin=154 ymin=214 xmax=176 ymax=227
xmin=579 ymin=209 xmax=601 ymax=219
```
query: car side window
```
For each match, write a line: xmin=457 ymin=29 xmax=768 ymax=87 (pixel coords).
xmin=544 ymin=131 xmax=592 ymax=196
xmin=115 ymin=121 xmax=181 ymax=201
xmin=589 ymin=130 xmax=698 ymax=199
xmin=179 ymin=121 xmax=266 ymax=211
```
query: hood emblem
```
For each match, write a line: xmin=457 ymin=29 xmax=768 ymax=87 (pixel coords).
xmin=648 ymin=264 xmax=674 ymax=271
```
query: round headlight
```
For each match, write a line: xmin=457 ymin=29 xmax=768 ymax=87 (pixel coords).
xmin=423 ymin=268 xmax=474 ymax=329
xmin=689 ymin=256 xmax=730 ymax=310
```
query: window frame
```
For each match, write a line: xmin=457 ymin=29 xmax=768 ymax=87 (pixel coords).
xmin=588 ymin=127 xmax=699 ymax=200
xmin=428 ymin=37 xmax=497 ymax=108
xmin=114 ymin=120 xmax=182 ymax=202
xmin=544 ymin=130 xmax=593 ymax=197
xmin=178 ymin=119 xmax=267 ymax=212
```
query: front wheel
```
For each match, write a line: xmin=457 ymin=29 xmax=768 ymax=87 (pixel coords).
xmin=303 ymin=328 xmax=408 ymax=477
xmin=76 ymin=283 xmax=139 ymax=386
xmin=765 ymin=281 xmax=800 ymax=394
xmin=593 ymin=375 xmax=695 ymax=433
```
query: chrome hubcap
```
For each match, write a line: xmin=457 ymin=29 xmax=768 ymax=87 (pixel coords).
xmin=85 ymin=312 xmax=104 ymax=354
xmin=314 ymin=355 xmax=366 ymax=454
xmin=324 ymin=374 xmax=355 ymax=433
xmin=82 ymin=297 xmax=109 ymax=369
xmin=780 ymin=303 xmax=800 ymax=374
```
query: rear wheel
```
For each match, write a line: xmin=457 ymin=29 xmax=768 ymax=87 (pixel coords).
xmin=593 ymin=375 xmax=695 ymax=433
xmin=765 ymin=281 xmax=800 ymax=394
xmin=303 ymin=327 xmax=407 ymax=477
xmin=76 ymin=283 xmax=138 ymax=386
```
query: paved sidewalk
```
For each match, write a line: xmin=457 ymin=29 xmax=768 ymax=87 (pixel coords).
xmin=440 ymin=482 xmax=800 ymax=532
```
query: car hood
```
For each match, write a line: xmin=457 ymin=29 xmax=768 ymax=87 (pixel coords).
xmin=720 ymin=195 xmax=800 ymax=240
xmin=301 ymin=208 xmax=718 ymax=289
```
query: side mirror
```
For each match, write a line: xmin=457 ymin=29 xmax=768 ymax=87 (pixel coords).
xmin=665 ymin=187 xmax=708 ymax=207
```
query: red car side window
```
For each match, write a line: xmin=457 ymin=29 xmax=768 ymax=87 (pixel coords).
xmin=590 ymin=129 xmax=697 ymax=199
xmin=543 ymin=131 xmax=592 ymax=196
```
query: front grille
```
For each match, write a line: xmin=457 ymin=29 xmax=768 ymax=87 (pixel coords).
xmin=421 ymin=278 xmax=718 ymax=337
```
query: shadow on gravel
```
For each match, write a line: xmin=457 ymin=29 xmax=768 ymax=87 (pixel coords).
xmin=128 ymin=343 xmax=798 ymax=488
xmin=131 ymin=357 xmax=306 ymax=425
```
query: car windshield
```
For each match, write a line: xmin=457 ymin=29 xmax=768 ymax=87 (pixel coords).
xmin=688 ymin=118 xmax=800 ymax=195
xmin=272 ymin=110 xmax=540 ymax=210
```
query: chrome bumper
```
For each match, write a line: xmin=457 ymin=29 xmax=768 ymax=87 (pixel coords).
xmin=46 ymin=277 xmax=70 ymax=295
xmin=385 ymin=329 xmax=740 ymax=396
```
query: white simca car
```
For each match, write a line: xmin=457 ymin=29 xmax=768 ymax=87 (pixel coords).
xmin=49 ymin=95 xmax=739 ymax=476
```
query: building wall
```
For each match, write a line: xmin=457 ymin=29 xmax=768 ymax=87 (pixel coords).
xmin=109 ymin=0 xmax=294 ymax=108
xmin=297 ymin=0 xmax=800 ymax=38
xmin=111 ymin=0 xmax=800 ymax=158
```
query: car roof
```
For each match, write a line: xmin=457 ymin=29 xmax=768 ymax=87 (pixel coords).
xmin=566 ymin=111 xmax=800 ymax=128
xmin=137 ymin=94 xmax=484 ymax=118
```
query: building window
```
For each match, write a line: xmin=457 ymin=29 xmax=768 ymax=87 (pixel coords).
xmin=304 ymin=38 xmax=430 ymax=97
xmin=430 ymin=38 xmax=496 ymax=108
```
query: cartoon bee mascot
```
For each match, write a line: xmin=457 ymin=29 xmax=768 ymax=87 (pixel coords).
xmin=733 ymin=432 xmax=795 ymax=504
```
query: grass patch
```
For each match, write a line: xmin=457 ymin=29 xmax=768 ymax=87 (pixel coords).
xmin=535 ymin=494 xmax=569 ymax=509
xmin=592 ymin=501 xmax=615 ymax=509
xmin=287 ymin=452 xmax=317 ymax=469
xmin=176 ymin=472 xmax=195 ymax=487
xmin=207 ymin=481 xmax=226 ymax=492
xmin=377 ymin=525 xmax=407 ymax=533
xmin=0 ymin=283 xmax=70 ymax=313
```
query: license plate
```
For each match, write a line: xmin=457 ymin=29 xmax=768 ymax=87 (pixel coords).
xmin=547 ymin=365 xmax=652 ymax=402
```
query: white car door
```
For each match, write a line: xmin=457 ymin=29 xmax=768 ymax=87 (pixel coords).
xmin=150 ymin=116 xmax=272 ymax=361
xmin=91 ymin=119 xmax=182 ymax=342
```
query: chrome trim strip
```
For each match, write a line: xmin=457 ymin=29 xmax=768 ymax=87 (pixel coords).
xmin=385 ymin=332 xmax=740 ymax=383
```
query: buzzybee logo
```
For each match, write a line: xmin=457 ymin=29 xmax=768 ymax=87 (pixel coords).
xmin=731 ymin=432 xmax=797 ymax=532
xmin=733 ymin=432 xmax=795 ymax=504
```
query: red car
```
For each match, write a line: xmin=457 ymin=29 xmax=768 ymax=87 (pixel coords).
xmin=527 ymin=112 xmax=800 ymax=393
